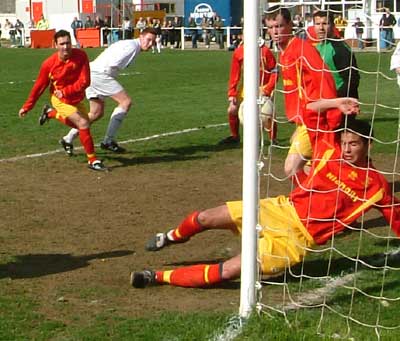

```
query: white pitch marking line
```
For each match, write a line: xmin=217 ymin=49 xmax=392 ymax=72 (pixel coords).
xmin=280 ymin=247 xmax=400 ymax=312
xmin=0 ymin=123 xmax=227 ymax=163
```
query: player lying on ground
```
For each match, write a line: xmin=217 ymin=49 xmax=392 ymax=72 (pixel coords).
xmin=18 ymin=30 xmax=106 ymax=171
xmin=130 ymin=97 xmax=400 ymax=288
xmin=59 ymin=28 xmax=157 ymax=156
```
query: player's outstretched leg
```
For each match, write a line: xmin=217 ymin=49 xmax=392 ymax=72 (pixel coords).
xmin=145 ymin=211 xmax=203 ymax=251
xmin=131 ymin=255 xmax=243 ymax=289
xmin=131 ymin=263 xmax=224 ymax=288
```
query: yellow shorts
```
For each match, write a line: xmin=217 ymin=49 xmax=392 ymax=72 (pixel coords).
xmin=226 ymin=195 xmax=315 ymax=275
xmin=50 ymin=95 xmax=89 ymax=119
xmin=288 ymin=124 xmax=312 ymax=159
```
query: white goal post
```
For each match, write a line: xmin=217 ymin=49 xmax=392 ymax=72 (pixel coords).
xmin=239 ymin=0 xmax=261 ymax=318
xmin=239 ymin=1 xmax=400 ymax=338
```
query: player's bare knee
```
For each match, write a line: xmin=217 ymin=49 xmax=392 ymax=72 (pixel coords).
xmin=197 ymin=210 xmax=210 ymax=227
xmin=89 ymin=111 xmax=104 ymax=122
xmin=119 ymin=98 xmax=132 ymax=112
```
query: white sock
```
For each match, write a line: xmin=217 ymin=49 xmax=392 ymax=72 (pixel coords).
xmin=63 ymin=128 xmax=79 ymax=144
xmin=103 ymin=107 xmax=127 ymax=145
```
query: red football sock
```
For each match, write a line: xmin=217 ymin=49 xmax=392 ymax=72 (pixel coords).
xmin=155 ymin=263 xmax=223 ymax=287
xmin=47 ymin=108 xmax=57 ymax=119
xmin=55 ymin=114 xmax=77 ymax=128
xmin=228 ymin=113 xmax=240 ymax=138
xmin=79 ymin=128 xmax=96 ymax=163
xmin=169 ymin=211 xmax=204 ymax=241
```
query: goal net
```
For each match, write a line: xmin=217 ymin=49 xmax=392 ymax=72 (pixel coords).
xmin=241 ymin=3 xmax=400 ymax=339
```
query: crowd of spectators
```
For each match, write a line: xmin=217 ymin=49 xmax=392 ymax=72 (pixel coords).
xmin=3 ymin=9 xmax=400 ymax=50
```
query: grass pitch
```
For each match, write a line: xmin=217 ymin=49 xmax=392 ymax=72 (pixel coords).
xmin=0 ymin=46 xmax=399 ymax=340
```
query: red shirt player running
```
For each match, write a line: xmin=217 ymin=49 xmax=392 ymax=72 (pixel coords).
xmin=219 ymin=39 xmax=279 ymax=145
xmin=265 ymin=6 xmax=338 ymax=182
xmin=18 ymin=29 xmax=106 ymax=171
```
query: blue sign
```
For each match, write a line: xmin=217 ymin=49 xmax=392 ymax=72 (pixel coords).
xmin=184 ymin=0 xmax=232 ymax=26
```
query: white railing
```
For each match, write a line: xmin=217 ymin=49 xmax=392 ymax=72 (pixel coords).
xmin=2 ymin=27 xmax=27 ymax=47
xmin=100 ymin=26 xmax=243 ymax=49
xmin=95 ymin=25 xmax=389 ymax=52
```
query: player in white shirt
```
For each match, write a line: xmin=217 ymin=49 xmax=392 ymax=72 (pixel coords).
xmin=390 ymin=42 xmax=400 ymax=88
xmin=60 ymin=27 xmax=156 ymax=154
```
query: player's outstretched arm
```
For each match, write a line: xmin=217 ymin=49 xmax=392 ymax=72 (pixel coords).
xmin=306 ymin=97 xmax=359 ymax=115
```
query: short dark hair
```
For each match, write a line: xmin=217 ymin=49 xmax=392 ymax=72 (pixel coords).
xmin=312 ymin=10 xmax=334 ymax=24
xmin=140 ymin=27 xmax=157 ymax=36
xmin=54 ymin=29 xmax=71 ymax=43
xmin=264 ymin=5 xmax=292 ymax=23
xmin=340 ymin=116 xmax=374 ymax=143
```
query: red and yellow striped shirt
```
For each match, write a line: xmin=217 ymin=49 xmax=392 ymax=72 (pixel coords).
xmin=22 ymin=48 xmax=90 ymax=112
xmin=290 ymin=110 xmax=400 ymax=245
xmin=280 ymin=37 xmax=337 ymax=124
xmin=227 ymin=43 xmax=278 ymax=99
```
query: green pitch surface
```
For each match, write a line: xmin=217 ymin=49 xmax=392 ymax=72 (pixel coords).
xmin=0 ymin=47 xmax=399 ymax=340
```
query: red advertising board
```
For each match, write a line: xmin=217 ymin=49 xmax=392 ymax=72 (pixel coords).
xmin=32 ymin=1 xmax=43 ymax=23
xmin=82 ymin=0 xmax=94 ymax=14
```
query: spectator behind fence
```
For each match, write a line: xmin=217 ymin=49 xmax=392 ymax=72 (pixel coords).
xmin=15 ymin=19 xmax=24 ymax=42
xmin=379 ymin=8 xmax=396 ymax=49
xmin=333 ymin=14 xmax=347 ymax=38
xmin=36 ymin=14 xmax=49 ymax=30
xmin=94 ymin=15 xmax=104 ymax=29
xmin=71 ymin=16 xmax=83 ymax=47
xmin=172 ymin=16 xmax=182 ymax=49
xmin=152 ymin=18 xmax=162 ymax=53
xmin=188 ymin=17 xmax=198 ymax=48
xmin=123 ymin=16 xmax=132 ymax=39
xmin=136 ymin=17 xmax=146 ymax=33
xmin=201 ymin=17 xmax=211 ymax=48
xmin=5 ymin=19 xmax=16 ymax=45
xmin=166 ymin=19 xmax=175 ymax=47
xmin=229 ymin=17 xmax=243 ymax=50
xmin=84 ymin=15 xmax=94 ymax=28
xmin=213 ymin=15 xmax=225 ymax=49
xmin=146 ymin=17 xmax=153 ymax=28
xmin=103 ymin=16 xmax=111 ymax=45
xmin=352 ymin=17 xmax=365 ymax=49
xmin=160 ymin=18 xmax=170 ymax=47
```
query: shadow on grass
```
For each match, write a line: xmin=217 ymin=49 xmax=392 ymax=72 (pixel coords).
xmin=0 ymin=250 xmax=133 ymax=279
xmin=102 ymin=142 xmax=243 ymax=169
